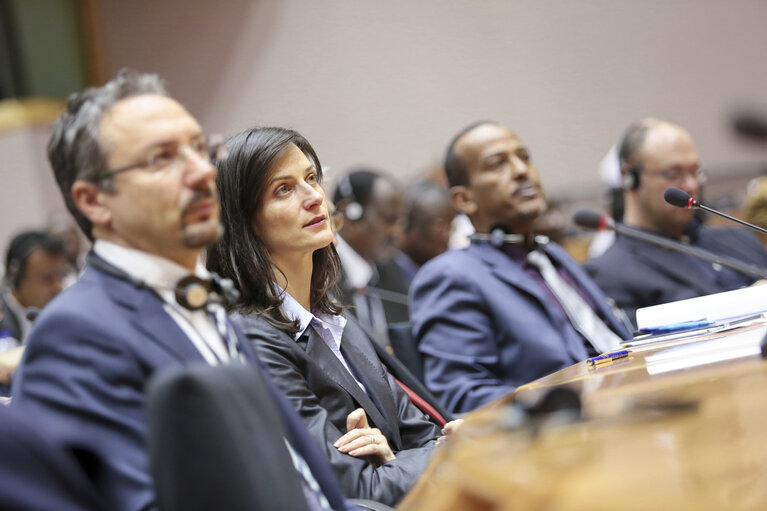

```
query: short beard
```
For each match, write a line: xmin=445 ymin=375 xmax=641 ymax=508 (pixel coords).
xmin=182 ymin=221 xmax=223 ymax=249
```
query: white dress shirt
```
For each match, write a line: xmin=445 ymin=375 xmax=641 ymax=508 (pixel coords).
xmin=93 ymin=241 xmax=231 ymax=364
xmin=280 ymin=291 xmax=366 ymax=392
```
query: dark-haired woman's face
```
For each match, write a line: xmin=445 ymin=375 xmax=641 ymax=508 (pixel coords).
xmin=252 ymin=143 xmax=334 ymax=261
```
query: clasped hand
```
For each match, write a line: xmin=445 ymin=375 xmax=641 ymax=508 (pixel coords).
xmin=334 ymin=408 xmax=396 ymax=465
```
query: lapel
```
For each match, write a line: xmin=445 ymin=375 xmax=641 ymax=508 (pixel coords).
xmin=92 ymin=265 xmax=207 ymax=363
xmin=621 ymin=234 xmax=722 ymax=296
xmin=470 ymin=242 xmax=560 ymax=319
xmin=302 ymin=325 xmax=399 ymax=445
xmin=544 ymin=243 xmax=632 ymax=339
xmin=339 ymin=321 xmax=402 ymax=446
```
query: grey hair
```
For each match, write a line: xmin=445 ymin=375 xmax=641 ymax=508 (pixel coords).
xmin=47 ymin=69 xmax=168 ymax=240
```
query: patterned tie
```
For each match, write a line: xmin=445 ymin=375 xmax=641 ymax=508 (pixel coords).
xmin=527 ymin=249 xmax=623 ymax=354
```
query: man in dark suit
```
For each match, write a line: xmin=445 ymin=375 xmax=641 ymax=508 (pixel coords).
xmin=410 ymin=122 xmax=632 ymax=413
xmin=585 ymin=118 xmax=767 ymax=326
xmin=11 ymin=70 xmax=352 ymax=511
xmin=0 ymin=404 xmax=105 ymax=510
xmin=332 ymin=169 xmax=410 ymax=344
xmin=1 ymin=230 xmax=69 ymax=344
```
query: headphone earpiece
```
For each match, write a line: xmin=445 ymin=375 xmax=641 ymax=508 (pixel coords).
xmin=344 ymin=201 xmax=364 ymax=222
xmin=622 ymin=168 xmax=640 ymax=191
xmin=337 ymin=173 xmax=365 ymax=222
xmin=174 ymin=275 xmax=211 ymax=310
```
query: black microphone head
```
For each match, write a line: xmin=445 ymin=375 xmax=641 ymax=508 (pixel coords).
xmin=664 ymin=187 xmax=693 ymax=208
xmin=572 ymin=209 xmax=613 ymax=231
xmin=733 ymin=112 xmax=767 ymax=141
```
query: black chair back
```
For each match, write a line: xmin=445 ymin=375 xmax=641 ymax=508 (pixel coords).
xmin=146 ymin=363 xmax=310 ymax=511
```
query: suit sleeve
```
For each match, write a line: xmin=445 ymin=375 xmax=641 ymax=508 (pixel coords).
xmin=251 ymin=330 xmax=434 ymax=507
xmin=410 ymin=260 xmax=515 ymax=414
xmin=12 ymin=309 xmax=155 ymax=511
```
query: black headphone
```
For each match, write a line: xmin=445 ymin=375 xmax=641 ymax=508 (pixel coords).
xmin=622 ymin=168 xmax=641 ymax=191
xmin=86 ymin=253 xmax=240 ymax=311
xmin=336 ymin=173 xmax=364 ymax=222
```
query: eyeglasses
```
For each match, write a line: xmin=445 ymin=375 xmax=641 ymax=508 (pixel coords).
xmin=93 ymin=134 xmax=228 ymax=182
xmin=639 ymin=167 xmax=707 ymax=184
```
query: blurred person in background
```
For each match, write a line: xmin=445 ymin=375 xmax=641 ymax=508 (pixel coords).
xmin=395 ymin=181 xmax=455 ymax=285
xmin=585 ymin=118 xmax=767 ymax=326
xmin=0 ymin=230 xmax=68 ymax=393
xmin=332 ymin=168 xmax=409 ymax=345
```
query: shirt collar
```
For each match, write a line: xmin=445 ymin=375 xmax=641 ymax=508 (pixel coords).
xmin=334 ymin=236 xmax=374 ymax=289
xmin=93 ymin=240 xmax=210 ymax=291
xmin=280 ymin=289 xmax=346 ymax=343
xmin=2 ymin=289 xmax=30 ymax=338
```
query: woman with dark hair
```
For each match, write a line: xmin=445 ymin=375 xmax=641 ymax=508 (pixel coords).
xmin=207 ymin=127 xmax=447 ymax=506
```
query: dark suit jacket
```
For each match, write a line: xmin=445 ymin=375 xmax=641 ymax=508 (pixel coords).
xmin=585 ymin=226 xmax=767 ymax=326
xmin=410 ymin=241 xmax=631 ymax=414
xmin=11 ymin=260 xmax=350 ymax=511
xmin=335 ymin=259 xmax=410 ymax=328
xmin=0 ymin=405 xmax=105 ymax=511
xmin=233 ymin=313 xmax=441 ymax=507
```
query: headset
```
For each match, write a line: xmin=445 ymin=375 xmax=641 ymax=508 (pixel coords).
xmin=4 ymin=232 xmax=65 ymax=289
xmin=622 ymin=167 xmax=641 ymax=191
xmin=336 ymin=173 xmax=364 ymax=222
xmin=86 ymin=253 xmax=240 ymax=311
xmin=469 ymin=224 xmax=549 ymax=248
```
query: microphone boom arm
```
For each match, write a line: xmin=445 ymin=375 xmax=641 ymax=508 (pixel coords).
xmin=696 ymin=204 xmax=767 ymax=235
xmin=613 ymin=223 xmax=767 ymax=280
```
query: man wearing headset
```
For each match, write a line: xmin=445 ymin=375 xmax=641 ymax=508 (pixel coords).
xmin=585 ymin=117 xmax=767 ymax=327
xmin=332 ymin=168 xmax=410 ymax=345
xmin=12 ymin=70 xmax=355 ymax=511
xmin=1 ymin=230 xmax=68 ymax=344
xmin=410 ymin=121 xmax=631 ymax=414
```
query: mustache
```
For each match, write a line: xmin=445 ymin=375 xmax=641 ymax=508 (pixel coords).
xmin=512 ymin=180 xmax=541 ymax=194
xmin=181 ymin=187 xmax=217 ymax=213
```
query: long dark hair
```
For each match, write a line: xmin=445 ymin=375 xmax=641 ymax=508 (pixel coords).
xmin=207 ymin=127 xmax=343 ymax=335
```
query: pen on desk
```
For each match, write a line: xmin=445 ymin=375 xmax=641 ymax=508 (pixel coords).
xmin=587 ymin=349 xmax=631 ymax=367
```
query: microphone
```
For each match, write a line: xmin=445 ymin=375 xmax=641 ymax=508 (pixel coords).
xmin=572 ymin=209 xmax=614 ymax=231
xmin=573 ymin=208 xmax=767 ymax=280
xmin=733 ymin=112 xmax=767 ymax=141
xmin=664 ymin=187 xmax=767 ymax=236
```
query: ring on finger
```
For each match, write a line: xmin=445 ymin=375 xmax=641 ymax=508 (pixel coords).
xmin=368 ymin=435 xmax=375 ymax=445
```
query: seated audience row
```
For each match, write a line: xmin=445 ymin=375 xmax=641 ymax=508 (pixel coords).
xmin=6 ymin=68 xmax=767 ymax=511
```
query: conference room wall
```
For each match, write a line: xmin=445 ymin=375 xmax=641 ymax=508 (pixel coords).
xmin=97 ymin=0 xmax=767 ymax=192
xmin=3 ymin=0 xmax=767 ymax=247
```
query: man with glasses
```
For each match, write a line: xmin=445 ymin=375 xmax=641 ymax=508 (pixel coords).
xmin=586 ymin=117 xmax=767 ymax=326
xmin=12 ymin=70 xmax=352 ymax=511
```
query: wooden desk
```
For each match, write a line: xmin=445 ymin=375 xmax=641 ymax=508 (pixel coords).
xmin=399 ymin=322 xmax=767 ymax=511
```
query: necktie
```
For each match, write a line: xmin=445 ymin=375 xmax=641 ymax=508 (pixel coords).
xmin=207 ymin=303 xmax=245 ymax=362
xmin=527 ymin=249 xmax=623 ymax=354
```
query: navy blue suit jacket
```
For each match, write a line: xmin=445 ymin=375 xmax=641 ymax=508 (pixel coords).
xmin=11 ymin=261 xmax=349 ymax=511
xmin=410 ymin=241 xmax=631 ymax=413
xmin=0 ymin=404 xmax=105 ymax=510
xmin=585 ymin=226 xmax=767 ymax=326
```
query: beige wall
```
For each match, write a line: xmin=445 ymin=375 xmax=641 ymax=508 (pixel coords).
xmin=3 ymin=0 xmax=767 ymax=242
